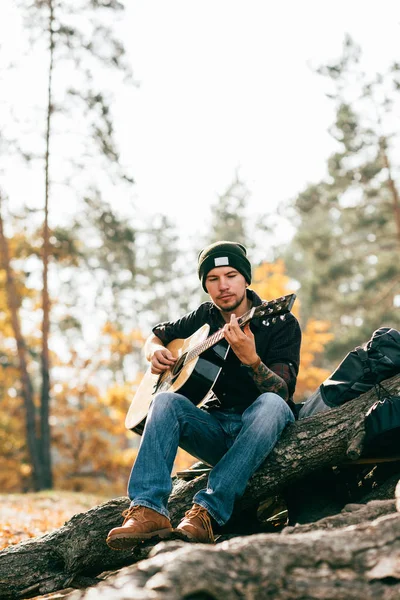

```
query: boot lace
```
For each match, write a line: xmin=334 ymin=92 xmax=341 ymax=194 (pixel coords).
xmin=184 ymin=504 xmax=214 ymax=542
xmin=121 ymin=505 xmax=144 ymax=524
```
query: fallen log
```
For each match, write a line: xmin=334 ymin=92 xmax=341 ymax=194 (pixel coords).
xmin=283 ymin=498 xmax=397 ymax=534
xmin=66 ymin=512 xmax=400 ymax=600
xmin=227 ymin=373 xmax=400 ymax=521
xmin=0 ymin=374 xmax=399 ymax=600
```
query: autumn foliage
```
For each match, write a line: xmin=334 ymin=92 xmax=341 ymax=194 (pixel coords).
xmin=252 ymin=260 xmax=334 ymax=401
xmin=0 ymin=237 xmax=333 ymax=498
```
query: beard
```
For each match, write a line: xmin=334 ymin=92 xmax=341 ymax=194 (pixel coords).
xmin=215 ymin=290 xmax=247 ymax=314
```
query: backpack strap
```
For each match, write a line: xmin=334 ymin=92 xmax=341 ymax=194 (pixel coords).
xmin=355 ymin=346 xmax=371 ymax=375
xmin=374 ymin=381 xmax=392 ymax=401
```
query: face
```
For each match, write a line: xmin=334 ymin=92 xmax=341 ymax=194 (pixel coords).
xmin=205 ymin=266 xmax=248 ymax=314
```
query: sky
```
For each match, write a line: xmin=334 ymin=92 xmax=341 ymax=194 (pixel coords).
xmin=1 ymin=0 xmax=400 ymax=248
xmin=116 ymin=0 xmax=400 ymax=241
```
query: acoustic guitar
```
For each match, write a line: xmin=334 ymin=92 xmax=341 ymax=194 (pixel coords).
xmin=125 ymin=293 xmax=296 ymax=434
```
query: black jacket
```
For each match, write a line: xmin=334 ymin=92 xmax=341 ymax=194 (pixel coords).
xmin=152 ymin=289 xmax=301 ymax=411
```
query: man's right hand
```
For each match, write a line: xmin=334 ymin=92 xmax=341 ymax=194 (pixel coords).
xmin=150 ymin=348 xmax=177 ymax=374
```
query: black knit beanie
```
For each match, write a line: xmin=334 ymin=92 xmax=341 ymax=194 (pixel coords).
xmin=197 ymin=241 xmax=252 ymax=292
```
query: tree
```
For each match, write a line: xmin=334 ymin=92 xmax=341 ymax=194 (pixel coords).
xmin=0 ymin=0 xmax=136 ymax=489
xmin=285 ymin=36 xmax=400 ymax=363
xmin=0 ymin=225 xmax=144 ymax=495
xmin=40 ymin=0 xmax=55 ymax=489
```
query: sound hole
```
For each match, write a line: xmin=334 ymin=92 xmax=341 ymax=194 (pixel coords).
xmin=172 ymin=353 xmax=188 ymax=376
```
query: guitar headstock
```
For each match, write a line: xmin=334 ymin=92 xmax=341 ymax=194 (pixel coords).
xmin=252 ymin=293 xmax=296 ymax=325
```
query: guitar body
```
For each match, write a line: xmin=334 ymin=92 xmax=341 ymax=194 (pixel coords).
xmin=125 ymin=324 xmax=230 ymax=434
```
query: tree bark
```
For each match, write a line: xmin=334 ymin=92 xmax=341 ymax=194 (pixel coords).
xmin=53 ymin=511 xmax=400 ymax=600
xmin=0 ymin=375 xmax=399 ymax=599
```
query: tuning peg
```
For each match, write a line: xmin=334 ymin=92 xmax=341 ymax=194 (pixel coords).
xmin=271 ymin=317 xmax=277 ymax=325
xmin=280 ymin=315 xmax=286 ymax=321
xmin=262 ymin=319 xmax=271 ymax=326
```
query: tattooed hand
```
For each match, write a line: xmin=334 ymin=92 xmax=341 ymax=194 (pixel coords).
xmin=223 ymin=314 xmax=289 ymax=401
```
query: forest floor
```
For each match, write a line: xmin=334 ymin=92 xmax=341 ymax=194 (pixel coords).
xmin=0 ymin=491 xmax=109 ymax=550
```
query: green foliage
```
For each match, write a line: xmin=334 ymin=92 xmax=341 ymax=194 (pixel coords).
xmin=285 ymin=37 xmax=400 ymax=364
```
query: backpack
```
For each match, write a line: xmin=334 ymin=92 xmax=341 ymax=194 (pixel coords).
xmin=320 ymin=327 xmax=400 ymax=407
xmin=298 ymin=327 xmax=400 ymax=421
xmin=363 ymin=384 xmax=400 ymax=457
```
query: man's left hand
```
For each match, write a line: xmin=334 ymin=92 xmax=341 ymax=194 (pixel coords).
xmin=223 ymin=314 xmax=259 ymax=366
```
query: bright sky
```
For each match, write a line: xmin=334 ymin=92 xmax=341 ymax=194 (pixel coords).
xmin=1 ymin=0 xmax=400 ymax=247
xmin=117 ymin=0 xmax=400 ymax=241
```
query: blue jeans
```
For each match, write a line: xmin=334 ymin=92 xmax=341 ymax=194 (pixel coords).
xmin=127 ymin=391 xmax=294 ymax=525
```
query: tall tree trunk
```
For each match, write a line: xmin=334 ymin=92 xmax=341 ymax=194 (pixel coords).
xmin=39 ymin=0 xmax=55 ymax=489
xmin=0 ymin=195 xmax=44 ymax=490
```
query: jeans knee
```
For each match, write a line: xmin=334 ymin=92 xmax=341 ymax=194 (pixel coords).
xmin=150 ymin=392 xmax=190 ymax=417
xmin=244 ymin=392 xmax=294 ymax=425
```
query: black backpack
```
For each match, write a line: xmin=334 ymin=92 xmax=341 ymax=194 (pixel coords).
xmin=363 ymin=384 xmax=400 ymax=457
xmin=320 ymin=327 xmax=400 ymax=407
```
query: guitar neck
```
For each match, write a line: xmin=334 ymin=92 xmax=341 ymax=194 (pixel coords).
xmin=183 ymin=293 xmax=296 ymax=365
xmin=185 ymin=308 xmax=254 ymax=364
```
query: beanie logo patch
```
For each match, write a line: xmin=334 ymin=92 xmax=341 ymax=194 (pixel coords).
xmin=214 ymin=256 xmax=229 ymax=267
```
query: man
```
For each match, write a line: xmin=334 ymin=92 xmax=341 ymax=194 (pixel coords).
xmin=107 ymin=241 xmax=301 ymax=549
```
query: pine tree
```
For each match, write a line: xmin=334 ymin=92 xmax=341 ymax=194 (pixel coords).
xmin=285 ymin=37 xmax=400 ymax=362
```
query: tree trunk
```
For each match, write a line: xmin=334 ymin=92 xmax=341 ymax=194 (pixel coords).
xmin=0 ymin=195 xmax=43 ymax=490
xmin=61 ymin=511 xmax=400 ymax=600
xmin=39 ymin=0 xmax=55 ymax=490
xmin=0 ymin=376 xmax=399 ymax=599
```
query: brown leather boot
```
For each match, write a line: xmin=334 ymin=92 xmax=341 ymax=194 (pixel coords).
xmin=106 ymin=505 xmax=173 ymax=550
xmin=175 ymin=504 xmax=215 ymax=543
